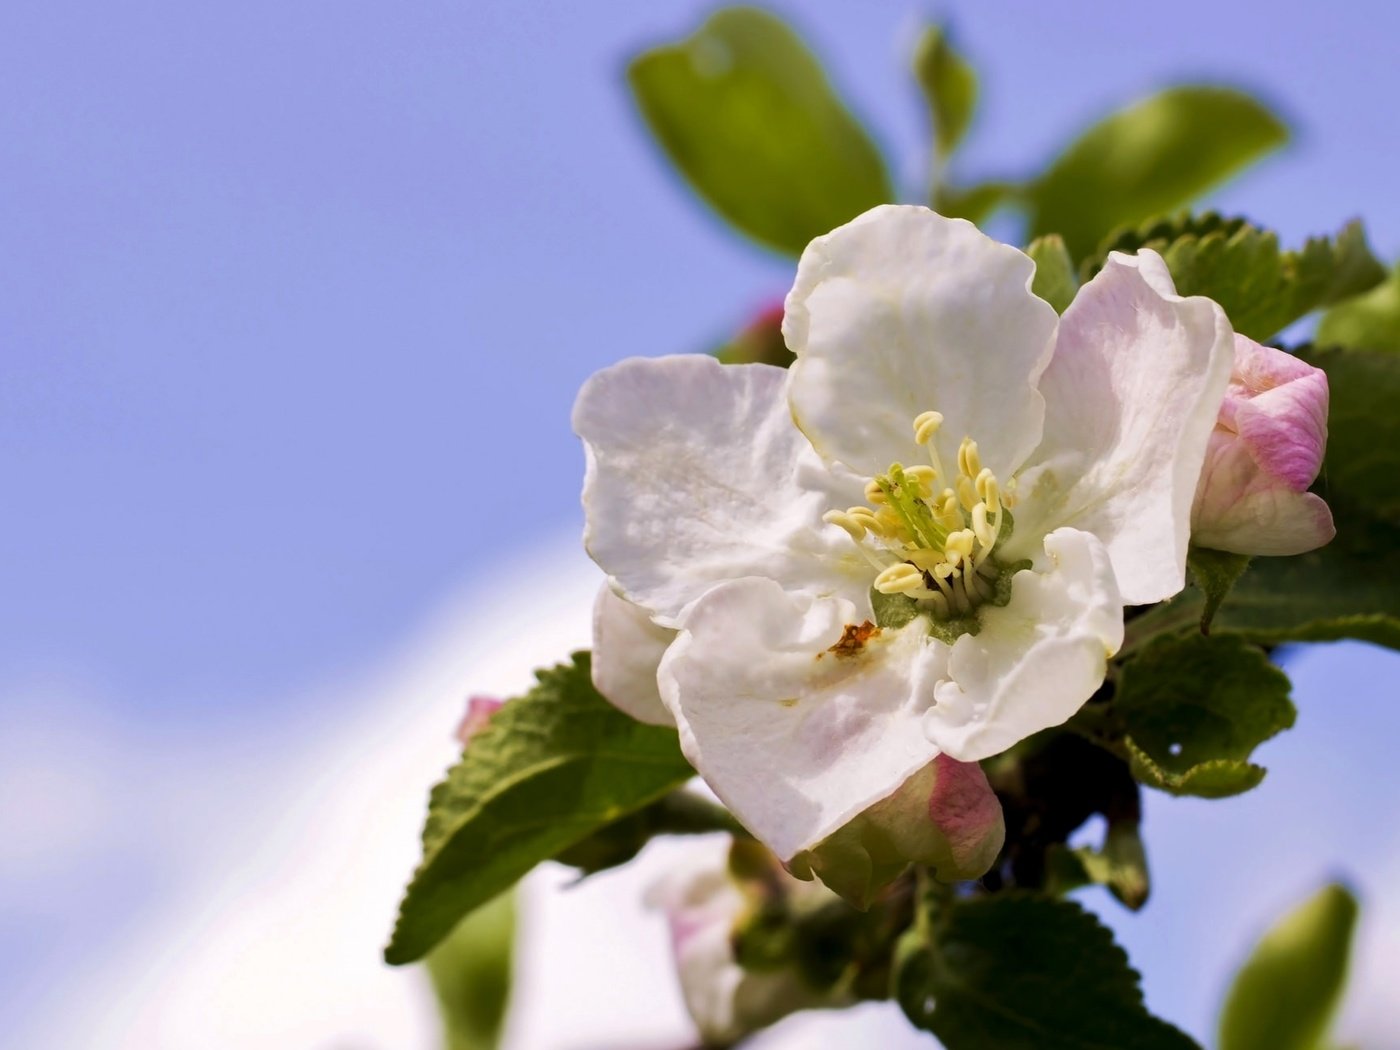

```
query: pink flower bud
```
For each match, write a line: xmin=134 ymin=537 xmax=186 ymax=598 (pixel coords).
xmin=453 ymin=696 xmax=503 ymax=749
xmin=790 ymin=753 xmax=1005 ymax=907
xmin=1191 ymin=335 xmax=1335 ymax=556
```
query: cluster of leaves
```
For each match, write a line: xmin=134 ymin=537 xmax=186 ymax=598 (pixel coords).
xmin=392 ymin=8 xmax=1398 ymax=1048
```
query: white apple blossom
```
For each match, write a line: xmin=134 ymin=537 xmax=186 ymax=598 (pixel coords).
xmin=575 ymin=205 xmax=1234 ymax=867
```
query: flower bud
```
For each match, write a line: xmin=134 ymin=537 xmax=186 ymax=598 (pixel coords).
xmin=1191 ymin=335 xmax=1335 ymax=556
xmin=647 ymin=840 xmax=848 ymax=1046
xmin=453 ymin=696 xmax=502 ymax=749
xmin=790 ymin=753 xmax=1005 ymax=908
xmin=716 ymin=301 xmax=794 ymax=367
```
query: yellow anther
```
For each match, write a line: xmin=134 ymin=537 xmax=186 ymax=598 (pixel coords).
xmin=957 ymin=475 xmax=978 ymax=512
xmin=977 ymin=471 xmax=1002 ymax=516
xmin=874 ymin=563 xmax=927 ymax=597
xmin=945 ymin=529 xmax=976 ymax=563
xmin=913 ymin=411 xmax=944 ymax=445
xmin=971 ymin=502 xmax=996 ymax=548
xmin=935 ymin=492 xmax=963 ymax=532
xmin=846 ymin=507 xmax=887 ymax=537
xmin=822 ymin=509 xmax=866 ymax=542
xmin=904 ymin=464 xmax=937 ymax=496
xmin=957 ymin=438 xmax=982 ymax=481
xmin=864 ymin=478 xmax=887 ymax=505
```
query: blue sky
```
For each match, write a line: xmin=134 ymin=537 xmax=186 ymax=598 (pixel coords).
xmin=2 ymin=1 xmax=1399 ymax=1045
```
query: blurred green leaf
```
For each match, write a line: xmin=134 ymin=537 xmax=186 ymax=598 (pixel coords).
xmin=628 ymin=7 xmax=893 ymax=256
xmin=913 ymin=25 xmax=977 ymax=160
xmin=1318 ymin=264 xmax=1400 ymax=351
xmin=1026 ymin=234 xmax=1077 ymax=313
xmin=1117 ymin=634 xmax=1295 ymax=798
xmin=934 ymin=180 xmax=1019 ymax=225
xmin=385 ymin=653 xmax=694 ymax=965
xmin=426 ymin=891 xmax=515 ymax=1050
xmin=1218 ymin=883 xmax=1359 ymax=1050
xmin=1300 ymin=343 xmax=1400 ymax=522
xmin=1028 ymin=87 xmax=1288 ymax=259
xmin=1085 ymin=214 xmax=1385 ymax=341
xmin=895 ymin=893 xmax=1199 ymax=1048
xmin=1047 ymin=820 xmax=1151 ymax=911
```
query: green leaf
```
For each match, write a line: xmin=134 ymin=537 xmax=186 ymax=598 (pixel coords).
xmin=385 ymin=653 xmax=695 ymax=964
xmin=934 ymin=180 xmax=1019 ymax=225
xmin=1026 ymin=234 xmax=1078 ymax=313
xmin=1300 ymin=344 xmax=1400 ymax=522
xmin=1084 ymin=214 xmax=1386 ymax=341
xmin=554 ymin=790 xmax=747 ymax=876
xmin=913 ymin=25 xmax=977 ymax=159
xmin=1218 ymin=883 xmax=1359 ymax=1050
xmin=1157 ymin=502 xmax=1400 ymax=650
xmin=1317 ymin=264 xmax=1400 ymax=352
xmin=1187 ymin=547 xmax=1251 ymax=632
xmin=1117 ymin=634 xmax=1295 ymax=798
xmin=1028 ymin=86 xmax=1288 ymax=259
xmin=895 ymin=893 xmax=1199 ymax=1049
xmin=628 ymin=7 xmax=893 ymax=256
xmin=426 ymin=890 xmax=515 ymax=1050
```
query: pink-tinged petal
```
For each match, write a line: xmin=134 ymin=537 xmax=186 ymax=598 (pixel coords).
xmin=454 ymin=697 xmax=503 ymax=749
xmin=1005 ymin=250 xmax=1235 ymax=605
xmin=1191 ymin=336 xmax=1335 ymax=556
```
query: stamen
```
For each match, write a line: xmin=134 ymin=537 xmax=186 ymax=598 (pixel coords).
xmin=912 ymin=411 xmax=944 ymax=446
xmin=864 ymin=478 xmax=887 ymax=505
xmin=957 ymin=438 xmax=982 ymax=481
xmin=822 ymin=509 xmax=865 ymax=542
xmin=874 ymin=563 xmax=928 ymax=597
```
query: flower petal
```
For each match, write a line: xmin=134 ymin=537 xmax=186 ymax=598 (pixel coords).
xmin=658 ymin=577 xmax=945 ymax=862
xmin=785 ymin=204 xmax=1058 ymax=481
xmin=591 ymin=584 xmax=676 ymax=726
xmin=926 ymin=528 xmax=1124 ymax=761
xmin=574 ymin=354 xmax=870 ymax=624
xmin=1005 ymin=250 xmax=1234 ymax=604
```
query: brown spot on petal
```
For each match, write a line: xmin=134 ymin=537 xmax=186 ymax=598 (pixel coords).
xmin=827 ymin=620 xmax=881 ymax=658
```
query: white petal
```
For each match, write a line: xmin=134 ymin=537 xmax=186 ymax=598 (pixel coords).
xmin=1005 ymin=250 xmax=1234 ymax=605
xmin=926 ymin=528 xmax=1124 ymax=761
xmin=591 ymin=584 xmax=675 ymax=726
xmin=658 ymin=578 xmax=946 ymax=862
xmin=574 ymin=355 xmax=871 ymax=625
xmin=785 ymin=205 xmax=1058 ymax=481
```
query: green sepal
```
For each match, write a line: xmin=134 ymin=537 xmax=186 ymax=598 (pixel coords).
xmin=1187 ymin=547 xmax=1252 ymax=633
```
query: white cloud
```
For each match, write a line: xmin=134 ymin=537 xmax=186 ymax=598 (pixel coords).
xmin=8 ymin=539 xmax=1399 ymax=1049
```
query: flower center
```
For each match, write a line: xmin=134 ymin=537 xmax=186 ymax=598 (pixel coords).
xmin=822 ymin=411 xmax=1019 ymax=621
